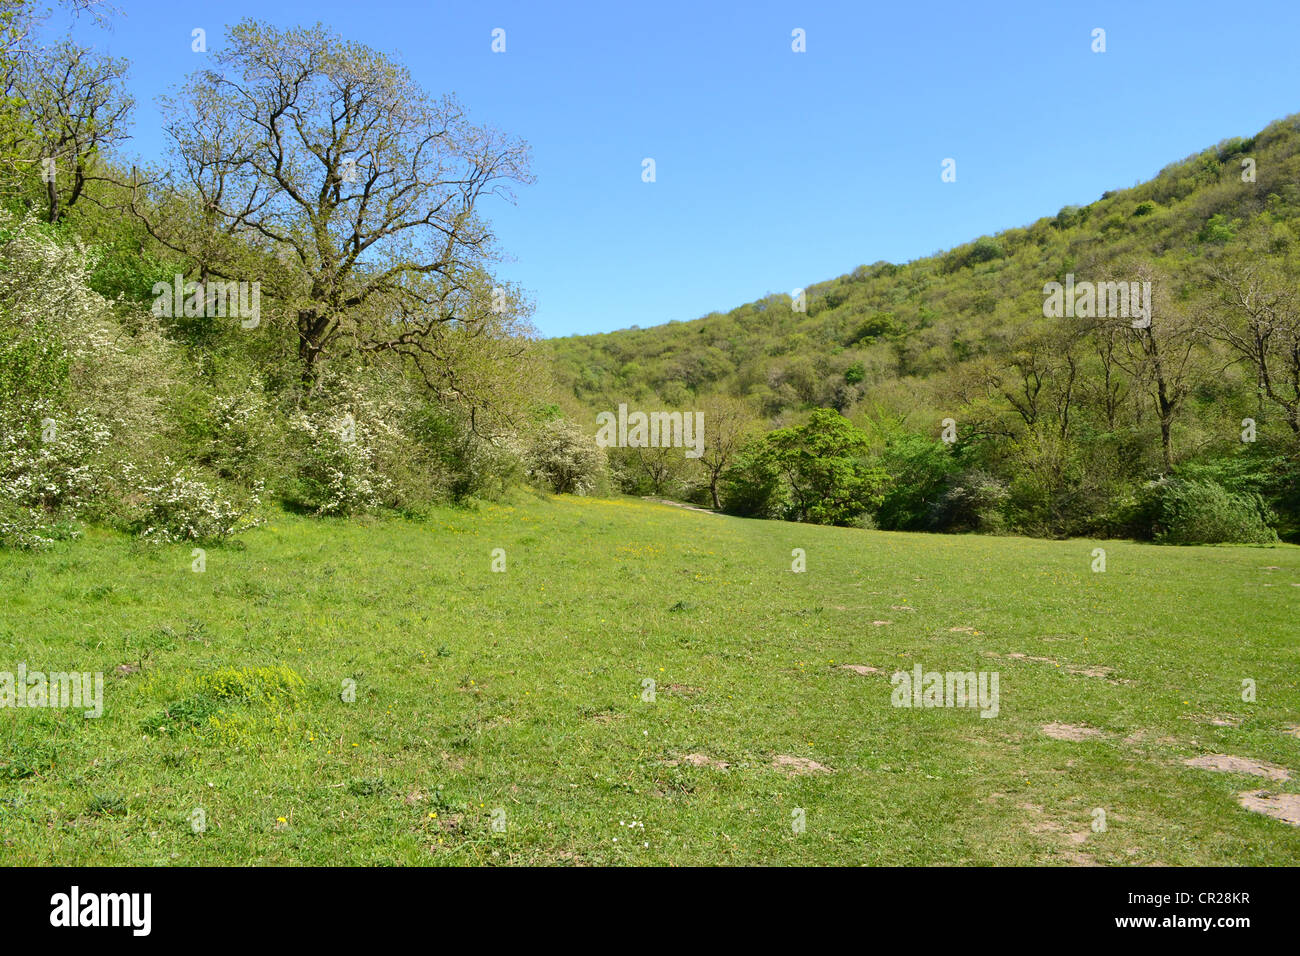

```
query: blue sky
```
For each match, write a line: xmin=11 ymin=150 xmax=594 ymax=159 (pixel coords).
xmin=63 ymin=0 xmax=1300 ymax=338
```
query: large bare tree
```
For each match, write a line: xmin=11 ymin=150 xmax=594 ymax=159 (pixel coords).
xmin=135 ymin=19 xmax=534 ymax=408
xmin=1112 ymin=264 xmax=1205 ymax=471
xmin=1205 ymin=252 xmax=1300 ymax=442
xmin=19 ymin=39 xmax=132 ymax=222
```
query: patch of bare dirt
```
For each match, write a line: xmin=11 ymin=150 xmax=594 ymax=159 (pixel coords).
xmin=665 ymin=684 xmax=702 ymax=696
xmin=1185 ymin=714 xmax=1241 ymax=727
xmin=890 ymin=605 xmax=915 ymax=612
xmin=948 ymin=626 xmax=979 ymax=634
xmin=839 ymin=664 xmax=884 ymax=676
xmin=1238 ymin=790 xmax=1300 ymax=825
xmin=1018 ymin=804 xmax=1098 ymax=863
xmin=663 ymin=753 xmax=729 ymax=770
xmin=1070 ymin=665 xmax=1115 ymax=679
xmin=990 ymin=652 xmax=1124 ymax=683
xmin=1124 ymin=730 xmax=1175 ymax=746
xmin=1282 ymin=724 xmax=1300 ymax=739
xmin=771 ymin=755 xmax=832 ymax=775
xmin=1184 ymin=754 xmax=1290 ymax=781
xmin=439 ymin=751 xmax=467 ymax=772
xmin=870 ymin=620 xmax=893 ymax=626
xmin=1041 ymin=723 xmax=1104 ymax=742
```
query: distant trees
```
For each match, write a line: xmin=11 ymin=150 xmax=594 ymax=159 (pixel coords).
xmin=1114 ymin=264 xmax=1205 ymax=471
xmin=696 ymin=394 xmax=759 ymax=509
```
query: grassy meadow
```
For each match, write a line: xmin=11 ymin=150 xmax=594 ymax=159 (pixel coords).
xmin=2 ymin=495 xmax=1298 ymax=865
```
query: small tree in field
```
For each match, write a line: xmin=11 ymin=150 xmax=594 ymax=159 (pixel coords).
xmin=758 ymin=408 xmax=887 ymax=525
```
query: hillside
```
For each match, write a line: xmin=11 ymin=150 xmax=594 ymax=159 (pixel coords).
xmin=546 ymin=114 xmax=1300 ymax=541
xmin=548 ymin=115 xmax=1300 ymax=416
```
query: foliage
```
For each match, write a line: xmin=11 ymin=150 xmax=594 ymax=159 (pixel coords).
xmin=1144 ymin=477 xmax=1277 ymax=545
xmin=523 ymin=418 xmax=605 ymax=495
xmin=130 ymin=465 xmax=262 ymax=543
xmin=755 ymin=409 xmax=888 ymax=526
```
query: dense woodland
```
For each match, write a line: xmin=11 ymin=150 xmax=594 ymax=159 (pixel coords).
xmin=2 ymin=1 xmax=1298 ymax=548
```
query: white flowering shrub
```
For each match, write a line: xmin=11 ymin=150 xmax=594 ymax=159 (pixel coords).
xmin=0 ymin=404 xmax=112 ymax=548
xmin=0 ymin=215 xmax=106 ymax=340
xmin=168 ymin=378 xmax=276 ymax=482
xmin=283 ymin=404 xmax=394 ymax=516
xmin=0 ymin=503 xmax=82 ymax=549
xmin=524 ymin=418 xmax=606 ymax=495
xmin=131 ymin=465 xmax=262 ymax=543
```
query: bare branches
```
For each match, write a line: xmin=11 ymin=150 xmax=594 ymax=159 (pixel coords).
xmin=134 ymin=18 xmax=534 ymax=424
xmin=11 ymin=38 xmax=132 ymax=222
xmin=1204 ymin=251 xmax=1300 ymax=438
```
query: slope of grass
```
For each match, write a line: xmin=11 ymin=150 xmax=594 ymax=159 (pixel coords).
xmin=1 ymin=494 xmax=1298 ymax=865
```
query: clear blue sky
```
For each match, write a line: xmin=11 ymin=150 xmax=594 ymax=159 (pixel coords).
xmin=65 ymin=0 xmax=1300 ymax=338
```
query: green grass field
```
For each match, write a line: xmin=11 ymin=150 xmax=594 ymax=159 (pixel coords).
xmin=2 ymin=494 xmax=1298 ymax=865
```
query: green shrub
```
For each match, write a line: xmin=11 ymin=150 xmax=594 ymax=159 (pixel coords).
xmin=754 ymin=409 xmax=887 ymax=526
xmin=1143 ymin=478 xmax=1277 ymax=545
xmin=720 ymin=444 xmax=785 ymax=518
xmin=927 ymin=469 xmax=1010 ymax=533
xmin=875 ymin=434 xmax=959 ymax=531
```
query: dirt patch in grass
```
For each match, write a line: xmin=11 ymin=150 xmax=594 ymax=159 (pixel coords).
xmin=664 ymin=752 xmax=730 ymax=770
xmin=839 ymin=664 xmax=884 ymax=676
xmin=870 ymin=620 xmax=893 ymax=626
xmin=1069 ymin=665 xmax=1115 ymax=679
xmin=992 ymin=653 xmax=1124 ymax=683
xmin=664 ymin=684 xmax=702 ymax=696
xmin=1041 ymin=723 xmax=1104 ymax=742
xmin=771 ymin=755 xmax=832 ymax=775
xmin=1185 ymin=714 xmax=1240 ymax=727
xmin=1019 ymin=803 xmax=1098 ymax=863
xmin=439 ymin=751 xmax=467 ymax=772
xmin=1184 ymin=754 xmax=1290 ymax=781
xmin=1237 ymin=790 xmax=1300 ymax=825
